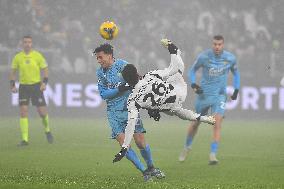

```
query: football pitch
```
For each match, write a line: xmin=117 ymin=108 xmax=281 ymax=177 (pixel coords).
xmin=0 ymin=118 xmax=283 ymax=189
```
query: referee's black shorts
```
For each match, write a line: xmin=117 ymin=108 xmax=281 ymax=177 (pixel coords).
xmin=19 ymin=82 xmax=46 ymax=107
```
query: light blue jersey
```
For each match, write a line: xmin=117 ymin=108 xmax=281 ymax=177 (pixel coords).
xmin=188 ymin=49 xmax=240 ymax=115
xmin=97 ymin=59 xmax=130 ymax=111
xmin=189 ymin=49 xmax=240 ymax=96
xmin=96 ymin=59 xmax=145 ymax=139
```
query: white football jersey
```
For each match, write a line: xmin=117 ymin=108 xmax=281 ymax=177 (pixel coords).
xmin=122 ymin=51 xmax=191 ymax=149
xmin=127 ymin=71 xmax=181 ymax=111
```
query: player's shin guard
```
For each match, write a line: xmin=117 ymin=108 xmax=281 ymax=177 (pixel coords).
xmin=126 ymin=148 xmax=146 ymax=173
xmin=210 ymin=141 xmax=219 ymax=154
xmin=140 ymin=144 xmax=154 ymax=168
xmin=185 ymin=135 xmax=193 ymax=148
xmin=20 ymin=117 xmax=29 ymax=142
xmin=42 ymin=114 xmax=50 ymax=133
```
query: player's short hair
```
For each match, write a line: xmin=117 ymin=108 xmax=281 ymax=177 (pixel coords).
xmin=213 ymin=35 xmax=224 ymax=41
xmin=23 ymin=35 xmax=32 ymax=39
xmin=94 ymin=43 xmax=113 ymax=55
xmin=121 ymin=64 xmax=139 ymax=86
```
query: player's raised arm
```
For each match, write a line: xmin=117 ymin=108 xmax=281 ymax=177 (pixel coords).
xmin=152 ymin=39 xmax=183 ymax=79
xmin=188 ymin=59 xmax=201 ymax=85
xmin=188 ymin=54 xmax=205 ymax=94
xmin=98 ymin=84 xmax=119 ymax=100
xmin=98 ymin=82 xmax=132 ymax=100
xmin=113 ymin=99 xmax=139 ymax=163
xmin=122 ymin=100 xmax=139 ymax=148
xmin=230 ymin=57 xmax=240 ymax=100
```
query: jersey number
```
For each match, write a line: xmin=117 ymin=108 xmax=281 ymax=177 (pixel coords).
xmin=143 ymin=82 xmax=175 ymax=106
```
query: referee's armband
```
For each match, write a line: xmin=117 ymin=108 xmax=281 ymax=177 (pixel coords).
xmin=43 ymin=77 xmax=48 ymax=85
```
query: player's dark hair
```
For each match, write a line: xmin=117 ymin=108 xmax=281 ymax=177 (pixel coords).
xmin=94 ymin=43 xmax=113 ymax=55
xmin=213 ymin=35 xmax=224 ymax=41
xmin=121 ymin=64 xmax=139 ymax=87
xmin=23 ymin=35 xmax=32 ymax=39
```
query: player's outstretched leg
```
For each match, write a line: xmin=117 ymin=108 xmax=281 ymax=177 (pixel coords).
xmin=169 ymin=108 xmax=216 ymax=125
xmin=161 ymin=39 xmax=178 ymax=54
xmin=199 ymin=115 xmax=216 ymax=125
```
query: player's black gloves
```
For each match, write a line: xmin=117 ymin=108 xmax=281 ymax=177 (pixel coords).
xmin=231 ymin=89 xmax=239 ymax=100
xmin=118 ymin=83 xmax=133 ymax=93
xmin=191 ymin=83 xmax=203 ymax=94
xmin=148 ymin=109 xmax=161 ymax=121
xmin=113 ymin=147 xmax=128 ymax=163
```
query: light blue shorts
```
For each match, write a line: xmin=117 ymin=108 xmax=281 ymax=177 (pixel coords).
xmin=107 ymin=110 xmax=146 ymax=139
xmin=195 ymin=94 xmax=227 ymax=116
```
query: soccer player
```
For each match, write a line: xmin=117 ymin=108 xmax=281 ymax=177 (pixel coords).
xmin=113 ymin=39 xmax=216 ymax=162
xmin=94 ymin=43 xmax=165 ymax=182
xmin=178 ymin=35 xmax=240 ymax=165
xmin=9 ymin=35 xmax=53 ymax=146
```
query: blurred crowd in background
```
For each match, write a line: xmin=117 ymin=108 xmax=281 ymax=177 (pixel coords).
xmin=0 ymin=0 xmax=283 ymax=83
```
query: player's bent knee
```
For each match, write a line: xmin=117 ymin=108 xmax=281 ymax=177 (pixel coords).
xmin=133 ymin=134 xmax=146 ymax=149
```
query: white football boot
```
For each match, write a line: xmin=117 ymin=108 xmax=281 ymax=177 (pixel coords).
xmin=209 ymin=153 xmax=219 ymax=165
xmin=200 ymin=115 xmax=216 ymax=125
xmin=178 ymin=147 xmax=191 ymax=162
xmin=161 ymin=38 xmax=172 ymax=48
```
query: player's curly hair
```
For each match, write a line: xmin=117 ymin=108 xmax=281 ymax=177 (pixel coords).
xmin=121 ymin=64 xmax=139 ymax=87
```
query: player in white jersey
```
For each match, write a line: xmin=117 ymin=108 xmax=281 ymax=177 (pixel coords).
xmin=113 ymin=39 xmax=216 ymax=162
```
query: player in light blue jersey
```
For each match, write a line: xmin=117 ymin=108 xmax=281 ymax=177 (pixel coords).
xmin=95 ymin=43 xmax=165 ymax=181
xmin=179 ymin=35 xmax=240 ymax=164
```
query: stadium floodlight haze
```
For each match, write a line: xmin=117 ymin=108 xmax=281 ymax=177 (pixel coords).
xmin=0 ymin=0 xmax=283 ymax=188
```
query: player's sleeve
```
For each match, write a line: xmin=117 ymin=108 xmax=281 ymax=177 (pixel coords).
xmin=37 ymin=52 xmax=48 ymax=69
xmin=97 ymin=60 xmax=129 ymax=100
xmin=230 ymin=56 xmax=240 ymax=89
xmin=96 ymin=72 xmax=119 ymax=100
xmin=122 ymin=99 xmax=139 ymax=148
xmin=151 ymin=53 xmax=184 ymax=79
xmin=11 ymin=55 xmax=18 ymax=69
xmin=188 ymin=53 xmax=204 ymax=84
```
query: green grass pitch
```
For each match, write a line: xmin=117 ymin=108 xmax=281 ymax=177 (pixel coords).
xmin=0 ymin=118 xmax=283 ymax=189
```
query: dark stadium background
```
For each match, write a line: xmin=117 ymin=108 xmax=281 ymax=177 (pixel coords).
xmin=0 ymin=0 xmax=283 ymax=119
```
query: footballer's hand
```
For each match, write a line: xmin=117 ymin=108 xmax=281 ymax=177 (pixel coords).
xmin=11 ymin=86 xmax=18 ymax=93
xmin=113 ymin=147 xmax=128 ymax=163
xmin=148 ymin=109 xmax=161 ymax=121
xmin=231 ymin=89 xmax=239 ymax=100
xmin=118 ymin=83 xmax=133 ymax=92
xmin=191 ymin=83 xmax=203 ymax=94
xmin=40 ymin=83 xmax=46 ymax=91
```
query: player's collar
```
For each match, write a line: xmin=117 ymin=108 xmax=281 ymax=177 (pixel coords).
xmin=213 ymin=50 xmax=223 ymax=58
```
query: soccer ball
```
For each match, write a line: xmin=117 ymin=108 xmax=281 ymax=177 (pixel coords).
xmin=99 ymin=21 xmax=119 ymax=40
